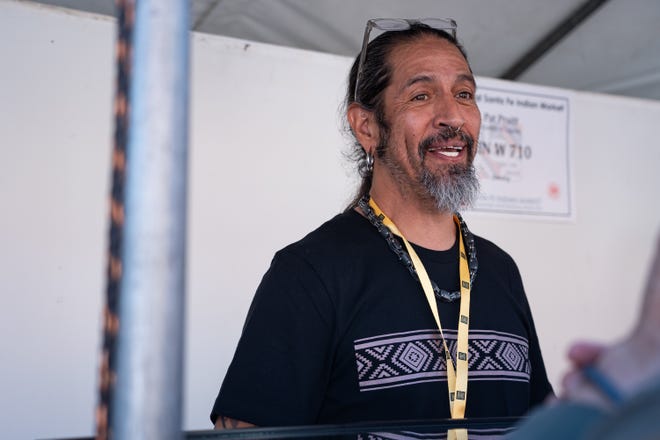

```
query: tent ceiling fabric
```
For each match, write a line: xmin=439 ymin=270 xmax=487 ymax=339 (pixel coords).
xmin=32 ymin=0 xmax=660 ymax=101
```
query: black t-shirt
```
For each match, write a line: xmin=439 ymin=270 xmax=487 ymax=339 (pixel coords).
xmin=211 ymin=210 xmax=553 ymax=426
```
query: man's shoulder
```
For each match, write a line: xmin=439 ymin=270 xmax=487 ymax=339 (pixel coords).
xmin=279 ymin=209 xmax=374 ymax=258
xmin=264 ymin=210 xmax=378 ymax=281
xmin=472 ymin=233 xmax=518 ymax=267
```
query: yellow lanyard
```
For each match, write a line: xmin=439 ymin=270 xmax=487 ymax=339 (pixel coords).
xmin=368 ymin=198 xmax=471 ymax=424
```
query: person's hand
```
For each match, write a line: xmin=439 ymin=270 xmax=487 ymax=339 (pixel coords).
xmin=560 ymin=341 xmax=605 ymax=395
xmin=560 ymin=341 xmax=612 ymax=409
xmin=559 ymin=234 xmax=660 ymax=409
xmin=566 ymin=341 xmax=605 ymax=369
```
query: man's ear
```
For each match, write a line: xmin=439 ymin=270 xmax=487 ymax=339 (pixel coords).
xmin=347 ymin=103 xmax=379 ymax=153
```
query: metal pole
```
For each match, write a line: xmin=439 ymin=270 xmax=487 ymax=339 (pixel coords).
xmin=112 ymin=0 xmax=190 ymax=438
xmin=500 ymin=0 xmax=611 ymax=80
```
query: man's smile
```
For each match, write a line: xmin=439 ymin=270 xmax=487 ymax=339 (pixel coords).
xmin=427 ymin=143 xmax=464 ymax=158
xmin=420 ymin=131 xmax=472 ymax=163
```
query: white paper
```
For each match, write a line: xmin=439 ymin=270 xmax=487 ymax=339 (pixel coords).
xmin=471 ymin=78 xmax=574 ymax=221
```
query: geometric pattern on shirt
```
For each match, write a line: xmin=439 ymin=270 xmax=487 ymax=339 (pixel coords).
xmin=354 ymin=329 xmax=530 ymax=392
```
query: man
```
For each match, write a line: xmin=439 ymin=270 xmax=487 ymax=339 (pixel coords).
xmin=211 ymin=19 xmax=552 ymax=429
xmin=508 ymin=234 xmax=660 ymax=439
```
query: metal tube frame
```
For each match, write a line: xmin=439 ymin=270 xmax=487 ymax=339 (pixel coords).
xmin=112 ymin=0 xmax=190 ymax=438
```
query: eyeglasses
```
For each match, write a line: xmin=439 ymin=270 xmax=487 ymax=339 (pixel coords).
xmin=354 ymin=18 xmax=458 ymax=103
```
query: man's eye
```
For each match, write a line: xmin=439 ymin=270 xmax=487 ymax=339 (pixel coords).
xmin=457 ymin=91 xmax=474 ymax=100
xmin=412 ymin=93 xmax=429 ymax=101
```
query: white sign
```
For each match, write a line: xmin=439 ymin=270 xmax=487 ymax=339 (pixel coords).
xmin=472 ymin=78 xmax=574 ymax=220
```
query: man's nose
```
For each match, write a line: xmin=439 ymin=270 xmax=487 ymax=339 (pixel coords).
xmin=432 ymin=96 xmax=464 ymax=130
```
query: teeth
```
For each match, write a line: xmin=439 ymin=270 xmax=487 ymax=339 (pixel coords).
xmin=428 ymin=145 xmax=462 ymax=157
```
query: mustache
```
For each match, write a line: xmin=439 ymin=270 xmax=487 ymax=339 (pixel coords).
xmin=418 ymin=126 xmax=474 ymax=158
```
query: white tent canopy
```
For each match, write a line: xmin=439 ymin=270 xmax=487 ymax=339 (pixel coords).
xmin=32 ymin=0 xmax=660 ymax=101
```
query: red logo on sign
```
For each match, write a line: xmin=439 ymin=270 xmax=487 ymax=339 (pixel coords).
xmin=548 ymin=183 xmax=560 ymax=199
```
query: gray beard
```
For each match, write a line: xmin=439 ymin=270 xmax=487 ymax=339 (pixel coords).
xmin=420 ymin=163 xmax=480 ymax=213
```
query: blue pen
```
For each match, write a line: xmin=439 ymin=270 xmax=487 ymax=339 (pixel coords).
xmin=582 ymin=364 xmax=625 ymax=405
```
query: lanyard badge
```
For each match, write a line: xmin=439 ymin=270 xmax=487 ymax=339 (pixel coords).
xmin=367 ymin=198 xmax=472 ymax=429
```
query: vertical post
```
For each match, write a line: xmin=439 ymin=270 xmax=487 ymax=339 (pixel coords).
xmin=112 ymin=0 xmax=190 ymax=438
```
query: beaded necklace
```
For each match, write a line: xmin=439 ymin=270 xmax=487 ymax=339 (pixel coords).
xmin=358 ymin=195 xmax=478 ymax=302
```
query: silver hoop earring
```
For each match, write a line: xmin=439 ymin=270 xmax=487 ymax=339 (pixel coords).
xmin=365 ymin=152 xmax=374 ymax=174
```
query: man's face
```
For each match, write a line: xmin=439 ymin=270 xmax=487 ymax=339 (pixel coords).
xmin=377 ymin=35 xmax=481 ymax=210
